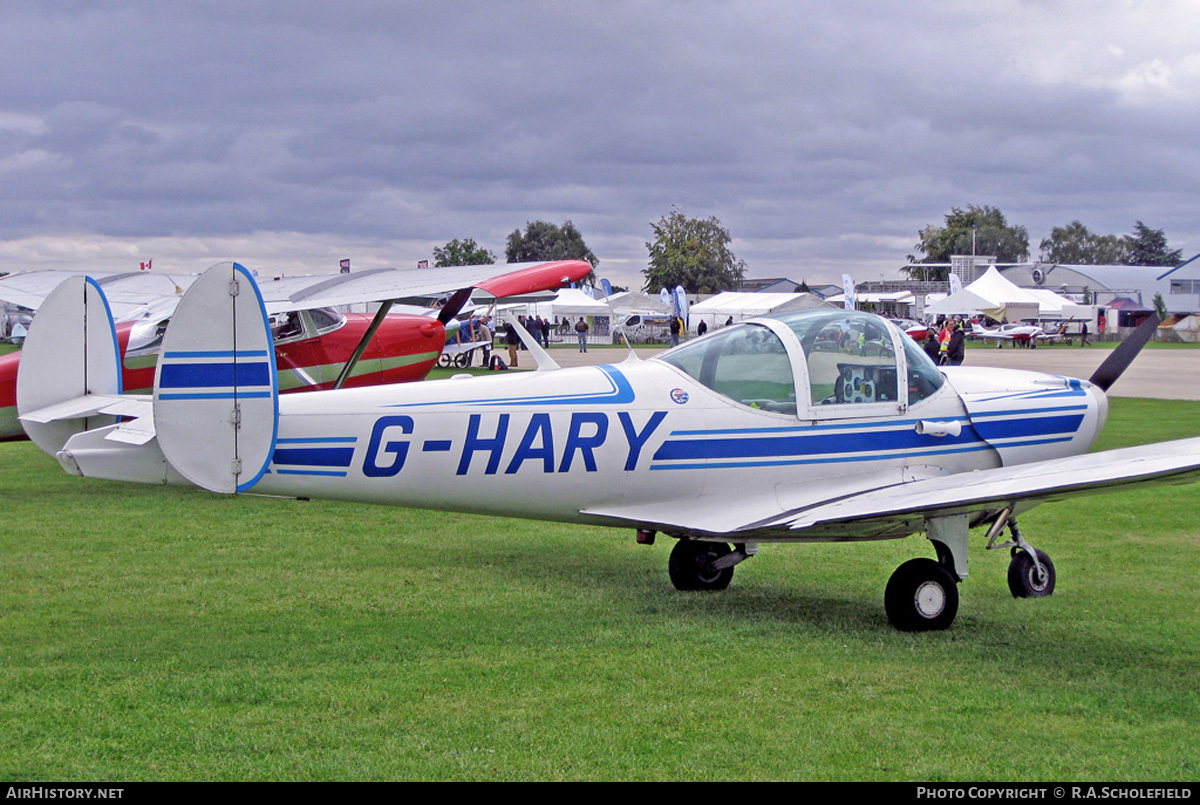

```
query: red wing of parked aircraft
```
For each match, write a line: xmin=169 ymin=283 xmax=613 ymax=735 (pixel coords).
xmin=0 ymin=260 xmax=593 ymax=440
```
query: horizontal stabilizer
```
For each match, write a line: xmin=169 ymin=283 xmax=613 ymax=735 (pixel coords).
xmin=104 ymin=415 xmax=158 ymax=446
xmin=18 ymin=393 xmax=129 ymax=425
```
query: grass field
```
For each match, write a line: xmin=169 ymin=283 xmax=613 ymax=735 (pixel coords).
xmin=1 ymin=398 xmax=1198 ymax=781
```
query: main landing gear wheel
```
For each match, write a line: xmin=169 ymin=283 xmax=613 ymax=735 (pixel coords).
xmin=668 ymin=540 xmax=734 ymax=591
xmin=884 ymin=558 xmax=959 ymax=632
xmin=1008 ymin=548 xmax=1056 ymax=598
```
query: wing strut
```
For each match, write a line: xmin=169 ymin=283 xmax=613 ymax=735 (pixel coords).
xmin=332 ymin=300 xmax=394 ymax=391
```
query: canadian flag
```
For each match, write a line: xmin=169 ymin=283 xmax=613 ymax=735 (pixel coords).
xmin=139 ymin=259 xmax=152 ymax=271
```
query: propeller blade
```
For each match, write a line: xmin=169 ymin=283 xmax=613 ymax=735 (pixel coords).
xmin=1089 ymin=314 xmax=1160 ymax=392
xmin=437 ymin=287 xmax=474 ymax=325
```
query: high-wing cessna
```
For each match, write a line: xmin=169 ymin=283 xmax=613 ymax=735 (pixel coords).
xmin=17 ymin=264 xmax=1200 ymax=631
xmin=0 ymin=260 xmax=592 ymax=440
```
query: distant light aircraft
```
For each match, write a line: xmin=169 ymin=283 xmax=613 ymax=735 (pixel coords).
xmin=888 ymin=318 xmax=931 ymax=341
xmin=1034 ymin=321 xmax=1080 ymax=346
xmin=970 ymin=320 xmax=1045 ymax=347
xmin=0 ymin=260 xmax=591 ymax=440
xmin=17 ymin=264 xmax=1200 ymax=631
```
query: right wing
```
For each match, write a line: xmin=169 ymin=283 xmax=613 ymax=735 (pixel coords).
xmin=583 ymin=438 xmax=1200 ymax=541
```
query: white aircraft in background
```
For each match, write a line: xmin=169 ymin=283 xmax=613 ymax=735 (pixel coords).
xmin=970 ymin=321 xmax=1045 ymax=347
xmin=16 ymin=264 xmax=1200 ymax=631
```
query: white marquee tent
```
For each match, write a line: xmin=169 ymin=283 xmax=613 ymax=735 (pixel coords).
xmin=688 ymin=292 xmax=833 ymax=332
xmin=925 ymin=266 xmax=1081 ymax=321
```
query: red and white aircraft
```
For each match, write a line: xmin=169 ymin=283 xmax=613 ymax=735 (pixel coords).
xmin=16 ymin=264 xmax=1199 ymax=631
xmin=970 ymin=320 xmax=1045 ymax=347
xmin=0 ymin=260 xmax=592 ymax=440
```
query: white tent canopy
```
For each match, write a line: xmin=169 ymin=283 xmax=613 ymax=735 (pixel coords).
xmin=923 ymin=288 xmax=999 ymax=317
xmin=925 ymin=266 xmax=1077 ymax=321
xmin=501 ymin=287 xmax=609 ymax=322
xmin=688 ymin=292 xmax=833 ymax=331
xmin=602 ymin=289 xmax=673 ymax=315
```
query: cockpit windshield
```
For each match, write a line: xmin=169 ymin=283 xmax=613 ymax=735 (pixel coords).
xmin=658 ymin=323 xmax=797 ymax=414
xmin=771 ymin=310 xmax=943 ymax=407
xmin=774 ymin=310 xmax=898 ymax=405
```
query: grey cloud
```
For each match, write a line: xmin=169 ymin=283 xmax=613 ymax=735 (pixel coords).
xmin=2 ymin=1 xmax=1199 ymax=282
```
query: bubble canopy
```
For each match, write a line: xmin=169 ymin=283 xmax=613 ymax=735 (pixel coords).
xmin=656 ymin=309 xmax=944 ymax=417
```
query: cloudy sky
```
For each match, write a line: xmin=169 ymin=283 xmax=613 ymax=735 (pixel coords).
xmin=2 ymin=1 xmax=1199 ymax=292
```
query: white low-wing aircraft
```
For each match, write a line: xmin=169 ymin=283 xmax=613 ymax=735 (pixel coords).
xmin=970 ymin=321 xmax=1045 ymax=347
xmin=17 ymin=264 xmax=1200 ymax=631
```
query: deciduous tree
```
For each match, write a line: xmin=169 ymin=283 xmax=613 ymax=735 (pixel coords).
xmin=906 ymin=205 xmax=1030 ymax=280
xmin=504 ymin=220 xmax=599 ymax=269
xmin=432 ymin=238 xmax=496 ymax=267
xmin=1039 ymin=221 xmax=1129 ymax=264
xmin=643 ymin=209 xmax=746 ymax=294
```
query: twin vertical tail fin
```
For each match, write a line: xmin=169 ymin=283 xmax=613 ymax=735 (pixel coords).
xmin=153 ymin=263 xmax=278 ymax=493
xmin=17 ymin=263 xmax=278 ymax=494
xmin=16 ymin=276 xmax=123 ymax=455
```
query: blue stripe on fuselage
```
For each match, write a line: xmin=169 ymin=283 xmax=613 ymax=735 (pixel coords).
xmin=652 ymin=412 xmax=1083 ymax=465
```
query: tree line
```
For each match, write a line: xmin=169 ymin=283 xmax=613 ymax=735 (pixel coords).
xmin=429 ymin=209 xmax=747 ymax=294
xmin=430 ymin=204 xmax=1186 ymax=295
xmin=905 ymin=204 xmax=1184 ymax=281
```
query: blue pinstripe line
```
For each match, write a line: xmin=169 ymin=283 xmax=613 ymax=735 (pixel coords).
xmin=163 ymin=350 xmax=271 ymax=359
xmin=648 ymin=436 xmax=1074 ymax=471
xmin=159 ymin=391 xmax=273 ymax=400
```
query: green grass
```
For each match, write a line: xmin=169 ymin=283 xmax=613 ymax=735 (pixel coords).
xmin=1 ymin=399 xmax=1198 ymax=780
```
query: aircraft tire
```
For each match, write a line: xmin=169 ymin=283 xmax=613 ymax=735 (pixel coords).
xmin=884 ymin=558 xmax=959 ymax=632
xmin=1007 ymin=549 xmax=1056 ymax=598
xmin=668 ymin=540 xmax=733 ymax=592
xmin=454 ymin=353 xmax=471 ymax=368
xmin=438 ymin=354 xmax=452 ymax=367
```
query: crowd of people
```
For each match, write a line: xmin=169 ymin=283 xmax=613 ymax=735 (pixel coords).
xmin=448 ymin=313 xmax=561 ymax=368
xmin=449 ymin=310 xmax=991 ymax=370
xmin=924 ymin=317 xmax=966 ymax=366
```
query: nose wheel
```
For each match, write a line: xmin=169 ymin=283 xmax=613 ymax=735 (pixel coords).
xmin=1008 ymin=548 xmax=1056 ymax=598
